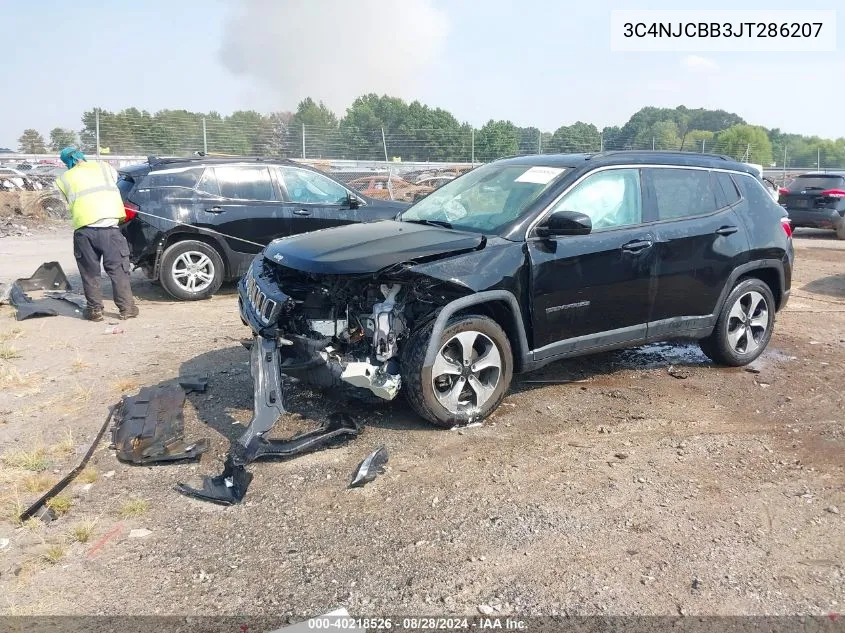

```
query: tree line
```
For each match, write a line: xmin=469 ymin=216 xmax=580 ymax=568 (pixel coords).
xmin=14 ymin=97 xmax=845 ymax=168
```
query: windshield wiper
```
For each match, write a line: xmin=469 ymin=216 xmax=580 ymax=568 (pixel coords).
xmin=403 ymin=218 xmax=453 ymax=229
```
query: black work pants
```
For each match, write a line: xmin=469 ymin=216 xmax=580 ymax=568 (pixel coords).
xmin=73 ymin=226 xmax=135 ymax=312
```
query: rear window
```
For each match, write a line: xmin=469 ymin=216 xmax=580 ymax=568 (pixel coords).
xmin=787 ymin=175 xmax=845 ymax=191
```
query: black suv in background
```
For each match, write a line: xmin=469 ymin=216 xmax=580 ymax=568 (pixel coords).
xmin=117 ymin=157 xmax=408 ymax=300
xmin=778 ymin=172 xmax=845 ymax=239
xmin=237 ymin=151 xmax=794 ymax=429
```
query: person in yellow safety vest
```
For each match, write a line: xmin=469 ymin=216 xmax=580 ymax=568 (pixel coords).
xmin=56 ymin=147 xmax=139 ymax=322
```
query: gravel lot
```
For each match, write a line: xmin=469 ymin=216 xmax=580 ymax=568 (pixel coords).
xmin=0 ymin=225 xmax=842 ymax=619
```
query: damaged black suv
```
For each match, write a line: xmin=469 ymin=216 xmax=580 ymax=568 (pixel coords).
xmin=237 ymin=151 xmax=793 ymax=428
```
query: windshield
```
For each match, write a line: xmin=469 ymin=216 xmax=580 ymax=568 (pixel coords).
xmin=400 ymin=163 xmax=570 ymax=233
xmin=788 ymin=175 xmax=845 ymax=191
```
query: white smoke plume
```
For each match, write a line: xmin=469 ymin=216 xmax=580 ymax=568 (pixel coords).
xmin=219 ymin=0 xmax=450 ymax=113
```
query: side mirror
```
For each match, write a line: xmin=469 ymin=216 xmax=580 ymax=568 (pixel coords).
xmin=347 ymin=193 xmax=363 ymax=209
xmin=538 ymin=210 xmax=592 ymax=237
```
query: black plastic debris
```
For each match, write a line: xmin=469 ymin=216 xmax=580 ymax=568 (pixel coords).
xmin=111 ymin=385 xmax=209 ymax=464
xmin=8 ymin=284 xmax=58 ymax=320
xmin=19 ymin=407 xmax=116 ymax=523
xmin=175 ymin=454 xmax=253 ymax=506
xmin=237 ymin=411 xmax=361 ymax=464
xmin=1 ymin=262 xmax=78 ymax=321
xmin=16 ymin=261 xmax=70 ymax=292
xmin=44 ymin=290 xmax=87 ymax=311
xmin=178 ymin=373 xmax=209 ymax=393
xmin=349 ymin=445 xmax=389 ymax=488
xmin=177 ymin=413 xmax=362 ymax=506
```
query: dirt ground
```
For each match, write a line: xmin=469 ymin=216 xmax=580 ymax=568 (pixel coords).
xmin=0 ymin=225 xmax=842 ymax=619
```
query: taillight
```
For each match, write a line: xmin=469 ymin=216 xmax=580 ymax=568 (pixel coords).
xmin=778 ymin=187 xmax=789 ymax=196
xmin=123 ymin=201 xmax=138 ymax=221
xmin=820 ymin=189 xmax=845 ymax=198
xmin=780 ymin=217 xmax=793 ymax=238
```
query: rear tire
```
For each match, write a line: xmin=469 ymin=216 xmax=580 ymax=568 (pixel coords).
xmin=402 ymin=314 xmax=513 ymax=428
xmin=836 ymin=217 xmax=845 ymax=240
xmin=699 ymin=278 xmax=775 ymax=366
xmin=159 ymin=240 xmax=224 ymax=301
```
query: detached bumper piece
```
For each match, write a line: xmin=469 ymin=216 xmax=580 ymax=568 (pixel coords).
xmin=0 ymin=261 xmax=83 ymax=321
xmin=176 ymin=336 xmax=363 ymax=505
xmin=111 ymin=384 xmax=209 ymax=464
xmin=177 ymin=413 xmax=362 ymax=506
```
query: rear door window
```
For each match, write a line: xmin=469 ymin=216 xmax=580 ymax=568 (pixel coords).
xmin=215 ymin=166 xmax=275 ymax=201
xmin=650 ymin=168 xmax=718 ymax=220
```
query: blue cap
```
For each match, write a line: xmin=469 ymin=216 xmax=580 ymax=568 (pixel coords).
xmin=59 ymin=147 xmax=86 ymax=169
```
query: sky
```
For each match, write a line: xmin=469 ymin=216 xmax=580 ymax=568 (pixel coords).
xmin=2 ymin=0 xmax=844 ymax=149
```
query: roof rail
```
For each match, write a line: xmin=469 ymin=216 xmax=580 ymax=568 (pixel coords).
xmin=594 ymin=149 xmax=734 ymax=161
xmin=146 ymin=154 xmax=291 ymax=167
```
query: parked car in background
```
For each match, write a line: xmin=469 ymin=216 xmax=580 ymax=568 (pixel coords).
xmin=778 ymin=172 xmax=845 ymax=239
xmin=345 ymin=175 xmax=432 ymax=202
xmin=0 ymin=167 xmax=27 ymax=190
xmin=238 ymin=151 xmax=793 ymax=427
xmin=415 ymin=175 xmax=455 ymax=190
xmin=29 ymin=164 xmax=65 ymax=177
xmin=117 ymin=157 xmax=409 ymax=301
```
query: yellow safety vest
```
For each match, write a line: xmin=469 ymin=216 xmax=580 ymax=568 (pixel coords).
xmin=56 ymin=161 xmax=125 ymax=230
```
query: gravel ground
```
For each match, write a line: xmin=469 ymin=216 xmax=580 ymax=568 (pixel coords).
xmin=0 ymin=225 xmax=842 ymax=619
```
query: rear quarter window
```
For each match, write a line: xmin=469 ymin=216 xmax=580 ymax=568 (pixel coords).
xmin=715 ymin=172 xmax=742 ymax=206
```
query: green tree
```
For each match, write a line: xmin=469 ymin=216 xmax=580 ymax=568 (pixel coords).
xmin=18 ymin=129 xmax=47 ymax=153
xmin=650 ymin=120 xmax=681 ymax=150
xmin=715 ymin=125 xmax=773 ymax=164
xmin=474 ymin=120 xmax=519 ymax=161
xmin=685 ymin=130 xmax=715 ymax=152
xmin=291 ymin=98 xmax=339 ymax=158
xmin=49 ymin=128 xmax=78 ymax=151
xmin=550 ymin=122 xmax=600 ymax=153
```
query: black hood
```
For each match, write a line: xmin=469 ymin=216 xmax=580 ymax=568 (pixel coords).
xmin=263 ymin=220 xmax=484 ymax=274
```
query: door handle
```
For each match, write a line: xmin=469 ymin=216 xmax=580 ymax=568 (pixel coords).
xmin=715 ymin=225 xmax=738 ymax=236
xmin=621 ymin=239 xmax=653 ymax=253
xmin=205 ymin=206 xmax=223 ymax=213
xmin=293 ymin=209 xmax=311 ymax=216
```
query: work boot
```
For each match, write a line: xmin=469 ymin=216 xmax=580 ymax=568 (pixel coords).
xmin=119 ymin=305 xmax=139 ymax=320
xmin=84 ymin=307 xmax=104 ymax=322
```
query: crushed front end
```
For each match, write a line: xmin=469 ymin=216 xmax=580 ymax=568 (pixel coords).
xmin=238 ymin=253 xmax=432 ymax=408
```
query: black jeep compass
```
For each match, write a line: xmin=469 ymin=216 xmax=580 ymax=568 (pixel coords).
xmin=237 ymin=151 xmax=793 ymax=429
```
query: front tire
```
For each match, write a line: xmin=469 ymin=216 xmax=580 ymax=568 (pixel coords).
xmin=402 ymin=314 xmax=513 ymax=428
xmin=699 ymin=278 xmax=775 ymax=366
xmin=159 ymin=240 xmax=224 ymax=301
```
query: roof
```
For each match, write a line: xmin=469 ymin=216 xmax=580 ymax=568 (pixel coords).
xmin=495 ymin=151 xmax=758 ymax=174
xmin=146 ymin=155 xmax=297 ymax=168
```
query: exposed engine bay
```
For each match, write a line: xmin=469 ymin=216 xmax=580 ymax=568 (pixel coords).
xmin=242 ymin=254 xmax=454 ymax=402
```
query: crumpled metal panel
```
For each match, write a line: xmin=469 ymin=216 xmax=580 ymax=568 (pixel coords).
xmin=111 ymin=384 xmax=208 ymax=464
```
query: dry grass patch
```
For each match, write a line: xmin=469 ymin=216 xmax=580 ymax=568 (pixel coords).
xmin=76 ymin=467 xmax=98 ymax=484
xmin=0 ymin=366 xmax=40 ymax=392
xmin=23 ymin=474 xmax=55 ymax=494
xmin=70 ymin=519 xmax=97 ymax=543
xmin=45 ymin=495 xmax=72 ymax=516
xmin=1 ymin=446 xmax=49 ymax=472
xmin=112 ymin=378 xmax=139 ymax=393
xmin=42 ymin=543 xmax=66 ymax=564
xmin=119 ymin=498 xmax=148 ymax=518
xmin=1 ymin=491 xmax=24 ymax=525
xmin=71 ymin=357 xmax=89 ymax=372
xmin=50 ymin=428 xmax=75 ymax=457
xmin=0 ymin=346 xmax=21 ymax=360
xmin=0 ymin=328 xmax=23 ymax=343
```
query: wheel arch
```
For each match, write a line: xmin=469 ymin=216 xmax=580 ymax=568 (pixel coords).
xmin=421 ymin=290 xmax=530 ymax=374
xmin=716 ymin=259 xmax=786 ymax=314
xmin=156 ymin=231 xmax=231 ymax=280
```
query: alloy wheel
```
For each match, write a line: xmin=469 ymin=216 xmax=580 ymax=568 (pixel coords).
xmin=726 ymin=290 xmax=769 ymax=355
xmin=431 ymin=330 xmax=502 ymax=413
xmin=171 ymin=251 xmax=215 ymax=293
